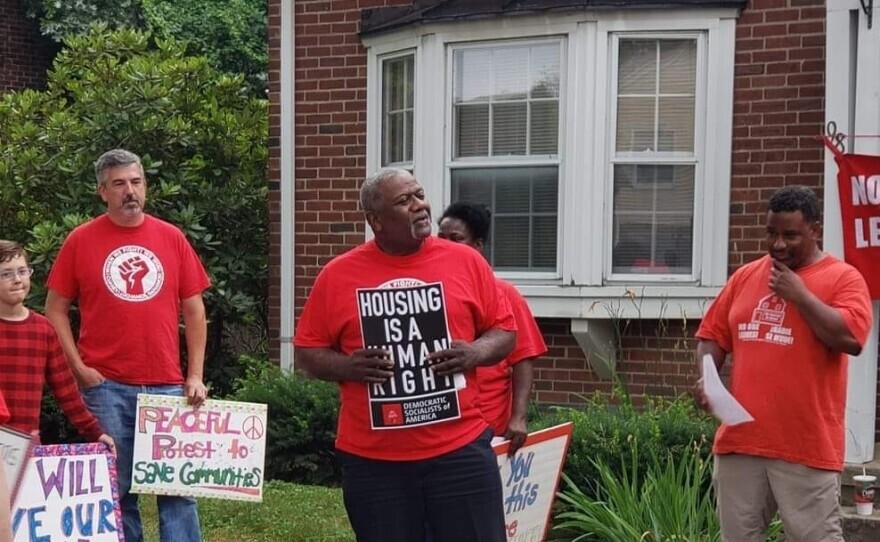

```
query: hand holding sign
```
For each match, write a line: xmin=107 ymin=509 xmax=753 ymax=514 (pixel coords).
xmin=426 ymin=340 xmax=482 ymax=375
xmin=347 ymin=348 xmax=394 ymax=383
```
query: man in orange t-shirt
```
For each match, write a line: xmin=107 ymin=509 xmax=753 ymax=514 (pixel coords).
xmin=695 ymin=185 xmax=871 ymax=542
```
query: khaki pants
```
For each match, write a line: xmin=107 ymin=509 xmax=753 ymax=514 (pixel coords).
xmin=713 ymin=454 xmax=843 ymax=542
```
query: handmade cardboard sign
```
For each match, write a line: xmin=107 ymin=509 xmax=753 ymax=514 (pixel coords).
xmin=0 ymin=425 xmax=34 ymax=503
xmin=493 ymin=423 xmax=573 ymax=542
xmin=131 ymin=394 xmax=267 ymax=501
xmin=11 ymin=443 xmax=123 ymax=542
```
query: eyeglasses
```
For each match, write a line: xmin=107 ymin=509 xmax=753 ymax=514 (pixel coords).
xmin=0 ymin=267 xmax=34 ymax=281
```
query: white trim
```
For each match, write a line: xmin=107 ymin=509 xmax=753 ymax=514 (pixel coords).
xmin=825 ymin=0 xmax=880 ymax=464
xmin=279 ymin=0 xmax=295 ymax=371
xmin=361 ymin=8 xmax=738 ymax=319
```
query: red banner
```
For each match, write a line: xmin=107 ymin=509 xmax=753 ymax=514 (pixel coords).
xmin=836 ymin=153 xmax=880 ymax=299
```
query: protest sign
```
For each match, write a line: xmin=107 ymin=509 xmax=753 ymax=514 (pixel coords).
xmin=835 ymin=152 xmax=880 ymax=298
xmin=131 ymin=394 xmax=267 ymax=502
xmin=12 ymin=443 xmax=123 ymax=542
xmin=357 ymin=280 xmax=465 ymax=430
xmin=0 ymin=425 xmax=34 ymax=503
xmin=493 ymin=423 xmax=573 ymax=542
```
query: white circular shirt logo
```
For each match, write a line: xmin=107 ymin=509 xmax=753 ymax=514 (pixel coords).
xmin=103 ymin=245 xmax=164 ymax=302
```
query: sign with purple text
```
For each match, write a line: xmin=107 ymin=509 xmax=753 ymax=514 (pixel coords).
xmin=131 ymin=394 xmax=267 ymax=502
xmin=11 ymin=443 xmax=123 ymax=542
xmin=1 ymin=425 xmax=34 ymax=503
xmin=492 ymin=423 xmax=573 ymax=542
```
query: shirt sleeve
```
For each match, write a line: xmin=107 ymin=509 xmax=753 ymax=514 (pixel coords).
xmin=177 ymin=231 xmax=211 ymax=299
xmin=830 ymin=266 xmax=872 ymax=347
xmin=695 ymin=272 xmax=739 ymax=353
xmin=502 ymin=281 xmax=547 ymax=365
xmin=293 ymin=268 xmax=336 ymax=348
xmin=44 ymin=327 xmax=105 ymax=441
xmin=46 ymin=232 xmax=79 ymax=299
xmin=474 ymin=257 xmax=516 ymax=334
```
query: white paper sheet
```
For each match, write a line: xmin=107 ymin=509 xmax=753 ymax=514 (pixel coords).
xmin=702 ymin=354 xmax=754 ymax=426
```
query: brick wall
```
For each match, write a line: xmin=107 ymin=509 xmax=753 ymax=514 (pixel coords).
xmin=270 ymin=0 xmax=856 ymax=420
xmin=0 ymin=0 xmax=56 ymax=92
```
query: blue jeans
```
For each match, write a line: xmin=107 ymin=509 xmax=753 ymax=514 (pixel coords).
xmin=82 ymin=379 xmax=202 ymax=542
xmin=338 ymin=428 xmax=506 ymax=542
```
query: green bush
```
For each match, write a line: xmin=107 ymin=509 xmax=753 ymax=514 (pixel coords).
xmin=231 ymin=358 xmax=341 ymax=486
xmin=532 ymin=389 xmax=717 ymax=500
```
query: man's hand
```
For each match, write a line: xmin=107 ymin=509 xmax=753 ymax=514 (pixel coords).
xmin=769 ymin=259 xmax=807 ymax=302
xmin=98 ymin=434 xmax=116 ymax=455
xmin=426 ymin=341 xmax=483 ymax=376
xmin=76 ymin=366 xmax=105 ymax=389
xmin=692 ymin=378 xmax=710 ymax=411
xmin=185 ymin=376 xmax=208 ymax=408
xmin=345 ymin=348 xmax=395 ymax=383
xmin=504 ymin=415 xmax=528 ymax=457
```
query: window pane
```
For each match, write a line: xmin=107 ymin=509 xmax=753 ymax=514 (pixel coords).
xmin=659 ymin=40 xmax=696 ymax=94
xmin=382 ymin=54 xmax=414 ymax=165
xmin=454 ymin=49 xmax=492 ymax=103
xmin=618 ymin=40 xmax=656 ymax=94
xmin=495 ymin=47 xmax=529 ymax=100
xmin=453 ymin=42 xmax=559 ymax=158
xmin=451 ymin=166 xmax=558 ymax=272
xmin=612 ymin=164 xmax=694 ymax=274
xmin=658 ymin=97 xmax=694 ymax=152
xmin=456 ymin=104 xmax=489 ymax=157
xmin=615 ymin=38 xmax=697 ymax=155
xmin=492 ymin=103 xmax=527 ymax=155
xmin=531 ymin=44 xmax=560 ymax=98
xmin=530 ymin=101 xmax=558 ymax=154
xmin=617 ymin=97 xmax=655 ymax=152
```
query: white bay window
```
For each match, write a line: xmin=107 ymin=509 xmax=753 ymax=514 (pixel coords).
xmin=364 ymin=8 xmax=736 ymax=325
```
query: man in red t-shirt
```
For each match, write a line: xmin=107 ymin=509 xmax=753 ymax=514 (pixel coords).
xmin=695 ymin=185 xmax=871 ymax=542
xmin=295 ymin=168 xmax=516 ymax=542
xmin=438 ymin=202 xmax=547 ymax=455
xmin=45 ymin=149 xmax=210 ymax=542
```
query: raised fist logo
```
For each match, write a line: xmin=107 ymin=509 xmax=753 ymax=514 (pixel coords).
xmin=118 ymin=256 xmax=150 ymax=295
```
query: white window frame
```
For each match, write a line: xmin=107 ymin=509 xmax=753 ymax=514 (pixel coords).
xmin=605 ymin=32 xmax=706 ymax=284
xmin=446 ymin=37 xmax=566 ymax=279
xmin=379 ymin=49 xmax=417 ymax=170
xmin=362 ymin=8 xmax=737 ymax=320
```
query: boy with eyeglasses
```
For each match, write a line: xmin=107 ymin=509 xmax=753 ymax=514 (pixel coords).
xmin=0 ymin=239 xmax=114 ymax=450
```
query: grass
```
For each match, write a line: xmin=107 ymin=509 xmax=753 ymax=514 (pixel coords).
xmin=139 ymin=480 xmax=355 ymax=542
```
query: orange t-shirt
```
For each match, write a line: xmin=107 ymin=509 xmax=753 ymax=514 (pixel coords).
xmin=477 ymin=279 xmax=547 ymax=435
xmin=295 ymin=237 xmax=516 ymax=461
xmin=697 ymin=254 xmax=871 ymax=471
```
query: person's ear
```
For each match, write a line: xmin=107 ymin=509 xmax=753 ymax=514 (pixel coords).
xmin=474 ymin=239 xmax=484 ymax=251
xmin=366 ymin=211 xmax=381 ymax=232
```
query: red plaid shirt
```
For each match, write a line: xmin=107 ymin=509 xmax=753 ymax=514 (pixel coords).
xmin=0 ymin=311 xmax=103 ymax=441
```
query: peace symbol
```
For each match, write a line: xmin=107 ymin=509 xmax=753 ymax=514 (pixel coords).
xmin=242 ymin=415 xmax=264 ymax=440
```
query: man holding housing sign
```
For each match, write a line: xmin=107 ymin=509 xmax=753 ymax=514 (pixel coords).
xmin=295 ymin=168 xmax=516 ymax=542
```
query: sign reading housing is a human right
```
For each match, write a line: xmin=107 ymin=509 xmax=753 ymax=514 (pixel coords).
xmin=357 ymin=279 xmax=464 ymax=429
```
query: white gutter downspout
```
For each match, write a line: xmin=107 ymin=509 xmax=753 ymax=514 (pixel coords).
xmin=279 ymin=0 xmax=295 ymax=371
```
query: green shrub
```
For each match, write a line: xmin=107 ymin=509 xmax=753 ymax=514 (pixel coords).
xmin=554 ymin=440 xmax=783 ymax=542
xmin=231 ymin=358 xmax=341 ymax=486
xmin=532 ymin=388 xmax=717 ymax=500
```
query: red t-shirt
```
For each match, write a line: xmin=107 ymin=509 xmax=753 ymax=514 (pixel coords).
xmin=47 ymin=214 xmax=211 ymax=385
xmin=477 ymin=279 xmax=547 ymax=435
xmin=697 ymin=254 xmax=871 ymax=471
xmin=294 ymin=237 xmax=517 ymax=461
xmin=0 ymin=391 xmax=9 ymax=425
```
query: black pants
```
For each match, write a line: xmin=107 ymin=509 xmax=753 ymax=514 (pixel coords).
xmin=338 ymin=428 xmax=506 ymax=542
